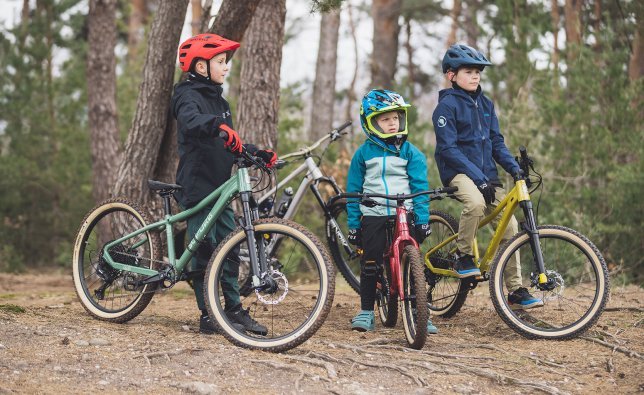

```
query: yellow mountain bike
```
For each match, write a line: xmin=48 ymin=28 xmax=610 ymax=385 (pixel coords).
xmin=424 ymin=147 xmax=610 ymax=340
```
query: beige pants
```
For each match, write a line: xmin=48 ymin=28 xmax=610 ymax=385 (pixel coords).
xmin=449 ymin=174 xmax=522 ymax=291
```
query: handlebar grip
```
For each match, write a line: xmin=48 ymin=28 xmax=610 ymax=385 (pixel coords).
xmin=334 ymin=120 xmax=352 ymax=133
xmin=519 ymin=146 xmax=528 ymax=161
xmin=440 ymin=186 xmax=458 ymax=194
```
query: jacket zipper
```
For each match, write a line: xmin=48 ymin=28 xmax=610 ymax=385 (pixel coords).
xmin=381 ymin=151 xmax=391 ymax=216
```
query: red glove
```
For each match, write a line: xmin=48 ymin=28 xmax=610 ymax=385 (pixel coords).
xmin=219 ymin=124 xmax=243 ymax=153
xmin=256 ymin=149 xmax=277 ymax=168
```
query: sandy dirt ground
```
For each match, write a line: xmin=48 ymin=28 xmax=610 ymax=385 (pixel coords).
xmin=0 ymin=272 xmax=642 ymax=394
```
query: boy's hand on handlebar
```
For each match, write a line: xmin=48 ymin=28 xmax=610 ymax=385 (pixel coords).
xmin=477 ymin=182 xmax=496 ymax=205
xmin=256 ymin=149 xmax=277 ymax=168
xmin=512 ymin=168 xmax=525 ymax=181
xmin=219 ymin=124 xmax=243 ymax=153
xmin=414 ymin=223 xmax=431 ymax=244
xmin=348 ymin=228 xmax=362 ymax=247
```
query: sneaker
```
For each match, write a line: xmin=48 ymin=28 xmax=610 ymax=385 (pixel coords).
xmin=454 ymin=254 xmax=481 ymax=278
xmin=199 ymin=314 xmax=244 ymax=334
xmin=508 ymin=287 xmax=544 ymax=310
xmin=351 ymin=310 xmax=375 ymax=332
xmin=426 ymin=316 xmax=438 ymax=334
xmin=227 ymin=307 xmax=268 ymax=336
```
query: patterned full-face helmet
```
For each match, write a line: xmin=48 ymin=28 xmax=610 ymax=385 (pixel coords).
xmin=360 ymin=89 xmax=411 ymax=142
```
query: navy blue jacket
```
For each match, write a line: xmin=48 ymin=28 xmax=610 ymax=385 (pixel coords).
xmin=432 ymin=86 xmax=519 ymax=187
xmin=171 ymin=74 xmax=235 ymax=208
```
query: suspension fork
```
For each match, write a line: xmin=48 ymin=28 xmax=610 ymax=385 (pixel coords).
xmin=240 ymin=191 xmax=268 ymax=288
xmin=520 ymin=200 xmax=550 ymax=289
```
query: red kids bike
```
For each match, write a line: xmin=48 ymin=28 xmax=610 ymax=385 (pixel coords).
xmin=329 ymin=187 xmax=456 ymax=349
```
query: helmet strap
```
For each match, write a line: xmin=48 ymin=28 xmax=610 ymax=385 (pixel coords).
xmin=205 ymin=59 xmax=212 ymax=81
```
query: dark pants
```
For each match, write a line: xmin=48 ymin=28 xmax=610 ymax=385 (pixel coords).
xmin=359 ymin=216 xmax=394 ymax=311
xmin=185 ymin=205 xmax=240 ymax=312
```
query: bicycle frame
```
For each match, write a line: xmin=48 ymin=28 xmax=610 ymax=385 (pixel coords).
xmin=100 ymin=168 xmax=254 ymax=278
xmin=424 ymin=178 xmax=549 ymax=287
xmin=388 ymin=205 xmax=419 ymax=300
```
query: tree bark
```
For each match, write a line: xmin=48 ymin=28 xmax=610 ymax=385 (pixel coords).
xmin=236 ymin=0 xmax=286 ymax=150
xmin=551 ymin=0 xmax=560 ymax=75
xmin=209 ymin=0 xmax=262 ymax=42
xmin=88 ymin=0 xmax=121 ymax=204
xmin=127 ymin=0 xmax=148 ymax=62
xmin=446 ymin=0 xmax=462 ymax=47
xmin=464 ymin=0 xmax=479 ymax=47
xmin=370 ymin=0 xmax=402 ymax=89
xmin=344 ymin=2 xmax=359 ymax=151
xmin=191 ymin=0 xmax=202 ymax=35
xmin=112 ymin=0 xmax=189 ymax=204
xmin=564 ymin=0 xmax=582 ymax=62
xmin=629 ymin=25 xmax=644 ymax=81
xmin=404 ymin=17 xmax=416 ymax=101
xmin=310 ymin=7 xmax=341 ymax=140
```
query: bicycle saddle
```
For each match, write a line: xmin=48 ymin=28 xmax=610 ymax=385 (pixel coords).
xmin=147 ymin=179 xmax=182 ymax=195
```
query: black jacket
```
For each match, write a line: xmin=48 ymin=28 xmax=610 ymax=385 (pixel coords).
xmin=171 ymin=75 xmax=235 ymax=208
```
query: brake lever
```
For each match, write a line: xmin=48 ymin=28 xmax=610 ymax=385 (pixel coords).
xmin=361 ymin=197 xmax=380 ymax=208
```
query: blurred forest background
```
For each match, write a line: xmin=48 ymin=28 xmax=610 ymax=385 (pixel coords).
xmin=0 ymin=0 xmax=641 ymax=284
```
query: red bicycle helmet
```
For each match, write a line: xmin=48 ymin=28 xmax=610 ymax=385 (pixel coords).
xmin=178 ymin=33 xmax=240 ymax=72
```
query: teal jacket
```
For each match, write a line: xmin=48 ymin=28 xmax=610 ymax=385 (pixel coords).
xmin=346 ymin=136 xmax=430 ymax=229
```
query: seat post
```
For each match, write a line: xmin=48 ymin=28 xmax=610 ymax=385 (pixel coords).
xmin=162 ymin=194 xmax=172 ymax=216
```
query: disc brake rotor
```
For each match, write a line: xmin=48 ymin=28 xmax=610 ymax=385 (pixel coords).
xmin=255 ymin=270 xmax=288 ymax=305
xmin=541 ymin=269 xmax=565 ymax=301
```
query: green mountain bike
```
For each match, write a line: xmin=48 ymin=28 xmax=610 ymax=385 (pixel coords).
xmin=72 ymin=140 xmax=335 ymax=352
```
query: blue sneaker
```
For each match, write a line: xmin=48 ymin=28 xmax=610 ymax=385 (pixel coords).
xmin=454 ymin=254 xmax=481 ymax=278
xmin=351 ymin=310 xmax=375 ymax=332
xmin=508 ymin=287 xmax=544 ymax=310
xmin=426 ymin=317 xmax=438 ymax=334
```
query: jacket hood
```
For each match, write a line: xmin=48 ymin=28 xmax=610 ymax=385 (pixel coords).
xmin=174 ymin=75 xmax=223 ymax=98
xmin=438 ymin=85 xmax=482 ymax=102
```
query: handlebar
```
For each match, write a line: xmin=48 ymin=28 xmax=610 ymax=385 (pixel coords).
xmin=218 ymin=131 xmax=273 ymax=172
xmin=327 ymin=186 xmax=458 ymax=207
xmin=280 ymin=121 xmax=352 ymax=160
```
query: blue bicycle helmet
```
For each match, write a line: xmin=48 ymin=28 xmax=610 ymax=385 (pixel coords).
xmin=442 ymin=44 xmax=492 ymax=73
xmin=360 ymin=89 xmax=411 ymax=143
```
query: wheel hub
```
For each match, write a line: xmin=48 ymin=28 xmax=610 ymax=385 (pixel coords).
xmin=255 ymin=270 xmax=288 ymax=305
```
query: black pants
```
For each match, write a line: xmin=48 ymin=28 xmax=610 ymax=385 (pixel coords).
xmin=359 ymin=216 xmax=394 ymax=311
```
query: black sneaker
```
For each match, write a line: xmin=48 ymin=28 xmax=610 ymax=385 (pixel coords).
xmin=508 ymin=287 xmax=544 ymax=310
xmin=227 ymin=307 xmax=268 ymax=336
xmin=454 ymin=254 xmax=481 ymax=278
xmin=199 ymin=314 xmax=244 ymax=334
xmin=199 ymin=314 xmax=218 ymax=335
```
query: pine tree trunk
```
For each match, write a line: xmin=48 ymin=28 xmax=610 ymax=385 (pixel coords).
xmin=344 ymin=2 xmax=359 ymax=149
xmin=446 ymin=0 xmax=462 ymax=47
xmin=191 ymin=0 xmax=202 ymax=35
xmin=464 ymin=0 xmax=479 ymax=47
xmin=310 ymin=8 xmax=341 ymax=140
xmin=210 ymin=0 xmax=262 ymax=42
xmin=127 ymin=0 xmax=148 ymax=62
xmin=551 ymin=0 xmax=560 ymax=75
xmin=370 ymin=0 xmax=402 ymax=90
xmin=445 ymin=0 xmax=462 ymax=88
xmin=629 ymin=26 xmax=644 ymax=81
xmin=564 ymin=0 xmax=582 ymax=62
xmin=88 ymin=0 xmax=121 ymax=204
xmin=236 ymin=0 xmax=286 ymax=150
xmin=112 ymin=0 xmax=189 ymax=204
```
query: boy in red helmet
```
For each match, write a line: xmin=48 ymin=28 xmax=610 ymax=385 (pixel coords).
xmin=171 ymin=33 xmax=270 ymax=335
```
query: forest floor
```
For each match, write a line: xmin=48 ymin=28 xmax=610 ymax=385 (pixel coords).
xmin=0 ymin=271 xmax=642 ymax=394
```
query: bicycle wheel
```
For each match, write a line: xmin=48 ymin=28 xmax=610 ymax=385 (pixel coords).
xmin=72 ymin=198 xmax=162 ymax=323
xmin=490 ymin=225 xmax=610 ymax=340
xmin=326 ymin=199 xmax=361 ymax=294
xmin=204 ymin=218 xmax=335 ymax=352
xmin=424 ymin=210 xmax=470 ymax=318
xmin=376 ymin=260 xmax=398 ymax=327
xmin=401 ymin=245 xmax=428 ymax=349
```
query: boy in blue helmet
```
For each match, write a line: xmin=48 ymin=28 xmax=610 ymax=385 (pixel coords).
xmin=346 ymin=89 xmax=437 ymax=333
xmin=432 ymin=44 xmax=542 ymax=309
